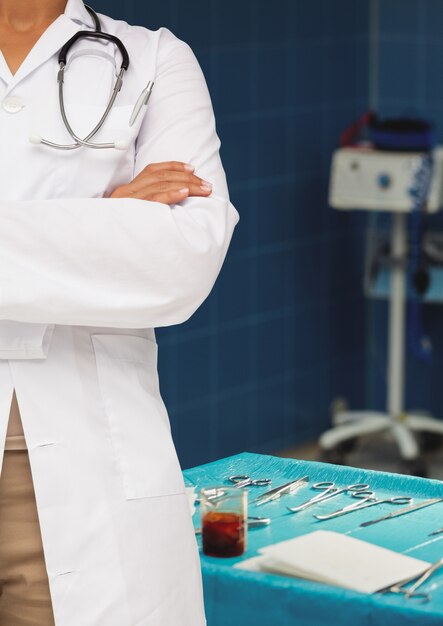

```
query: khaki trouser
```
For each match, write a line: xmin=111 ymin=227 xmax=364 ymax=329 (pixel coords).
xmin=0 ymin=449 xmax=56 ymax=625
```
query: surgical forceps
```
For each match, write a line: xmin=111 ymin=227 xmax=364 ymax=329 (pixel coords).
xmin=228 ymin=475 xmax=272 ymax=489
xmin=314 ymin=491 xmax=412 ymax=520
xmin=286 ymin=482 xmax=370 ymax=513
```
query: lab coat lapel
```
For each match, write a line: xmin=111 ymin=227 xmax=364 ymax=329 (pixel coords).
xmin=0 ymin=51 xmax=11 ymax=86
xmin=3 ymin=15 xmax=81 ymax=95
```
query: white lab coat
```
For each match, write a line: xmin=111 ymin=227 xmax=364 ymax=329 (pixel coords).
xmin=0 ymin=0 xmax=239 ymax=624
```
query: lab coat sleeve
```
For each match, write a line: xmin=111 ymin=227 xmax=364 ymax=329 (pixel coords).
xmin=0 ymin=28 xmax=239 ymax=328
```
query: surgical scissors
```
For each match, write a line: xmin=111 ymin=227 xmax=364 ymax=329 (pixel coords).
xmin=287 ymin=482 xmax=370 ymax=513
xmin=314 ymin=491 xmax=412 ymax=520
xmin=228 ymin=475 xmax=272 ymax=489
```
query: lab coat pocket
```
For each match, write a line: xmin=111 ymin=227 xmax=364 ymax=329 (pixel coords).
xmin=0 ymin=321 xmax=54 ymax=359
xmin=43 ymin=104 xmax=139 ymax=198
xmin=91 ymin=333 xmax=185 ymax=500
xmin=66 ymin=103 xmax=137 ymax=143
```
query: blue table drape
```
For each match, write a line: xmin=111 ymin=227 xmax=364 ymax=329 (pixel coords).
xmin=184 ymin=452 xmax=443 ymax=626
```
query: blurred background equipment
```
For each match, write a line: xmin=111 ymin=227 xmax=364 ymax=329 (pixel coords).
xmin=320 ymin=134 xmax=443 ymax=476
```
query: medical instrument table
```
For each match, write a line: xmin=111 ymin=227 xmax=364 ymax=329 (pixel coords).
xmin=183 ymin=452 xmax=443 ymax=626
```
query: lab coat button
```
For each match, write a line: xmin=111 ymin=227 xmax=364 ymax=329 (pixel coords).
xmin=2 ymin=96 xmax=24 ymax=113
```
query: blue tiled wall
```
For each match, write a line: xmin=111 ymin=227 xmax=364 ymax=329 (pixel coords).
xmin=368 ymin=0 xmax=443 ymax=415
xmin=92 ymin=0 xmax=370 ymax=468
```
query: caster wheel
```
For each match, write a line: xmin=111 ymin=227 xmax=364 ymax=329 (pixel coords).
xmin=320 ymin=448 xmax=347 ymax=466
xmin=402 ymin=458 xmax=428 ymax=478
xmin=418 ymin=432 xmax=443 ymax=453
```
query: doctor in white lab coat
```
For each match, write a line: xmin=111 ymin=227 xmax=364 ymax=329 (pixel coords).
xmin=0 ymin=0 xmax=239 ymax=624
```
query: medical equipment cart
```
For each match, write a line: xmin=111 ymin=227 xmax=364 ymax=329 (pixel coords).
xmin=320 ymin=147 xmax=443 ymax=476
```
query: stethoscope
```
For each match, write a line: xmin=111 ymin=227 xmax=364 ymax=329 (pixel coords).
xmin=30 ymin=4 xmax=154 ymax=151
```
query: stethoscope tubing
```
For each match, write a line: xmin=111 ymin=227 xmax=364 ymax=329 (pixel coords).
xmin=37 ymin=4 xmax=131 ymax=151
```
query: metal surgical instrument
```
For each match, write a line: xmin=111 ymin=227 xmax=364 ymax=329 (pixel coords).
xmin=194 ymin=516 xmax=271 ymax=534
xmin=228 ymin=475 xmax=272 ymax=489
xmin=360 ymin=497 xmax=443 ymax=527
xmin=253 ymin=475 xmax=309 ymax=506
xmin=314 ymin=492 xmax=413 ymax=521
xmin=286 ymin=482 xmax=370 ymax=513
xmin=384 ymin=558 xmax=443 ymax=602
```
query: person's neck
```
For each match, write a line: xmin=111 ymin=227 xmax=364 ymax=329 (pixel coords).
xmin=0 ymin=0 xmax=67 ymax=32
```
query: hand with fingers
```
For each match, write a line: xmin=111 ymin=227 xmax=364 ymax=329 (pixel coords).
xmin=109 ymin=161 xmax=212 ymax=204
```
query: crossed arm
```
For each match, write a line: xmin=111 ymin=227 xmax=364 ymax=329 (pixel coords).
xmin=0 ymin=29 xmax=238 ymax=329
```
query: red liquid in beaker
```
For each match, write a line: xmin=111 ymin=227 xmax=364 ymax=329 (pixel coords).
xmin=202 ymin=511 xmax=246 ymax=557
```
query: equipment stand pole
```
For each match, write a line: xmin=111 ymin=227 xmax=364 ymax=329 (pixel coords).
xmin=388 ymin=212 xmax=407 ymax=417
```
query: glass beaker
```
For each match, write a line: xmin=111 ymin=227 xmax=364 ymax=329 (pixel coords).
xmin=200 ymin=486 xmax=247 ymax=557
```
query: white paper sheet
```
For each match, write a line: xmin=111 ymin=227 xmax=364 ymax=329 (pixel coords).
xmin=235 ymin=530 xmax=430 ymax=594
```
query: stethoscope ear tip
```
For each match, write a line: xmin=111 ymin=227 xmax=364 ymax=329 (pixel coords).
xmin=114 ymin=138 xmax=130 ymax=151
xmin=29 ymin=133 xmax=43 ymax=145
